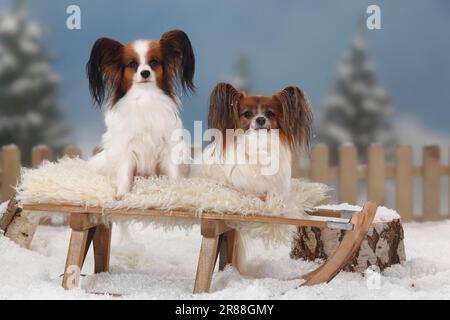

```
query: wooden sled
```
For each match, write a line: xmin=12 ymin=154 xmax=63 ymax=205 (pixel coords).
xmin=18 ymin=201 xmax=377 ymax=294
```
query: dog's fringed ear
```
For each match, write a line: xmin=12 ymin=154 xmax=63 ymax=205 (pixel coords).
xmin=274 ymin=86 xmax=313 ymax=151
xmin=208 ymin=83 xmax=243 ymax=138
xmin=86 ymin=37 xmax=123 ymax=107
xmin=160 ymin=30 xmax=195 ymax=95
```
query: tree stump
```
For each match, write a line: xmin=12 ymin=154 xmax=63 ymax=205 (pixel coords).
xmin=290 ymin=209 xmax=406 ymax=272
xmin=0 ymin=197 xmax=38 ymax=248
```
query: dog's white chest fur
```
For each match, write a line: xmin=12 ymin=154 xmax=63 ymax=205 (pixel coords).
xmin=90 ymin=84 xmax=182 ymax=177
xmin=199 ymin=131 xmax=292 ymax=198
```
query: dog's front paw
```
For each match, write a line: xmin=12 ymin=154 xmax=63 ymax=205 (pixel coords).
xmin=114 ymin=194 xmax=123 ymax=201
xmin=114 ymin=188 xmax=127 ymax=201
xmin=114 ymin=193 xmax=125 ymax=201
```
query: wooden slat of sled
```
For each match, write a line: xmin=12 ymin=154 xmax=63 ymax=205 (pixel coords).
xmin=22 ymin=203 xmax=349 ymax=229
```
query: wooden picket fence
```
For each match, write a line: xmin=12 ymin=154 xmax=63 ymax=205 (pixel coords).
xmin=0 ymin=144 xmax=82 ymax=202
xmin=292 ymin=143 xmax=449 ymax=222
xmin=1 ymin=143 xmax=449 ymax=222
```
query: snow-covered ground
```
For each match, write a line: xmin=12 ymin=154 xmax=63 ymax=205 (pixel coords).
xmin=1 ymin=207 xmax=450 ymax=299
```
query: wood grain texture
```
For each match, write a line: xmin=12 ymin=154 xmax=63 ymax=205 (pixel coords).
xmin=193 ymin=236 xmax=219 ymax=294
xmin=1 ymin=145 xmax=20 ymax=201
xmin=367 ymin=144 xmax=385 ymax=205
xmin=291 ymin=152 xmax=303 ymax=178
xmin=69 ymin=212 xmax=99 ymax=231
xmin=423 ymin=145 xmax=441 ymax=221
xmin=201 ymin=219 xmax=231 ymax=237
xmin=339 ymin=145 xmax=358 ymax=204
xmin=218 ymin=229 xmax=236 ymax=271
xmin=93 ymin=223 xmax=112 ymax=273
xmin=395 ymin=145 xmax=414 ymax=221
xmin=62 ymin=228 xmax=91 ymax=290
xmin=4 ymin=214 xmax=39 ymax=249
xmin=22 ymin=203 xmax=350 ymax=229
xmin=0 ymin=196 xmax=21 ymax=231
xmin=311 ymin=144 xmax=329 ymax=183
xmin=31 ymin=145 xmax=53 ymax=168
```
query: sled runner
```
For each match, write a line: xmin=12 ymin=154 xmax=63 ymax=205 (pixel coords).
xmin=15 ymin=201 xmax=377 ymax=293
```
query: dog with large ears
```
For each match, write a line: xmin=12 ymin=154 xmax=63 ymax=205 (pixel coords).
xmin=201 ymin=82 xmax=313 ymax=199
xmin=87 ymin=30 xmax=195 ymax=199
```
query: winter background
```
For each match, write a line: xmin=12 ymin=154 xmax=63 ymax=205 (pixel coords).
xmin=1 ymin=0 xmax=450 ymax=299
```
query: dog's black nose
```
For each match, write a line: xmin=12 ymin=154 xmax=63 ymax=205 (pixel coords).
xmin=256 ymin=117 xmax=266 ymax=126
xmin=140 ymin=70 xmax=151 ymax=79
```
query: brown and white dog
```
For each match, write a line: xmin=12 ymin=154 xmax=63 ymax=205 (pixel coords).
xmin=87 ymin=30 xmax=195 ymax=199
xmin=200 ymin=82 xmax=312 ymax=200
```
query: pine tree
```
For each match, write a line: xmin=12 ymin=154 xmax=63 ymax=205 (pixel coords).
xmin=0 ymin=1 xmax=68 ymax=164
xmin=317 ymin=31 xmax=395 ymax=164
xmin=222 ymin=55 xmax=251 ymax=93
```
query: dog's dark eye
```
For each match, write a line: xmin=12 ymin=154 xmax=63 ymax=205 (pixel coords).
xmin=242 ymin=111 xmax=253 ymax=119
xmin=128 ymin=60 xmax=138 ymax=69
xmin=149 ymin=59 xmax=159 ymax=68
xmin=265 ymin=110 xmax=275 ymax=118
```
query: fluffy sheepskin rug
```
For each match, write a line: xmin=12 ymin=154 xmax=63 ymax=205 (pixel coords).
xmin=16 ymin=157 xmax=330 ymax=245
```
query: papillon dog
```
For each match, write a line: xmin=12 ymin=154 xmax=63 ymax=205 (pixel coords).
xmin=199 ymin=82 xmax=312 ymax=199
xmin=87 ymin=30 xmax=195 ymax=199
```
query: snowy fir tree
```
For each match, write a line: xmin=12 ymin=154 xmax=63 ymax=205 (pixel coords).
xmin=317 ymin=31 xmax=396 ymax=165
xmin=0 ymin=1 xmax=68 ymax=163
xmin=222 ymin=55 xmax=251 ymax=93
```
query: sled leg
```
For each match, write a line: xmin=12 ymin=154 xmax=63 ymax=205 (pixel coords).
xmin=62 ymin=229 xmax=92 ymax=289
xmin=93 ymin=223 xmax=112 ymax=273
xmin=193 ymin=236 xmax=220 ymax=294
xmin=219 ymin=229 xmax=242 ymax=271
xmin=193 ymin=219 xmax=231 ymax=294
xmin=62 ymin=213 xmax=99 ymax=290
xmin=300 ymin=202 xmax=377 ymax=286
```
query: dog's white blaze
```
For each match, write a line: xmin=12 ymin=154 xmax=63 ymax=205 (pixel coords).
xmin=133 ymin=40 xmax=154 ymax=83
xmin=250 ymin=103 xmax=269 ymax=130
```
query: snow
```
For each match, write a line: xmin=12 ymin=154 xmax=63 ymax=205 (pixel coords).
xmin=318 ymin=203 xmax=400 ymax=223
xmin=0 ymin=200 xmax=7 ymax=219
xmin=324 ymin=124 xmax=352 ymax=144
xmin=0 ymin=14 xmax=19 ymax=35
xmin=19 ymin=38 xmax=39 ymax=55
xmin=0 ymin=204 xmax=449 ymax=299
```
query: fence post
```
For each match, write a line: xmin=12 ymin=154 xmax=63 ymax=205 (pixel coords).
xmin=423 ymin=145 xmax=441 ymax=221
xmin=311 ymin=144 xmax=329 ymax=183
xmin=1 ymin=145 xmax=21 ymax=201
xmin=339 ymin=144 xmax=358 ymax=204
xmin=63 ymin=146 xmax=82 ymax=158
xmin=0 ymin=149 xmax=2 ymax=186
xmin=395 ymin=145 xmax=414 ymax=221
xmin=367 ymin=144 xmax=385 ymax=205
xmin=291 ymin=152 xmax=302 ymax=178
xmin=31 ymin=145 xmax=53 ymax=168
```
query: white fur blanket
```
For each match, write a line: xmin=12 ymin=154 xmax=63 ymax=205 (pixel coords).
xmin=16 ymin=157 xmax=330 ymax=244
